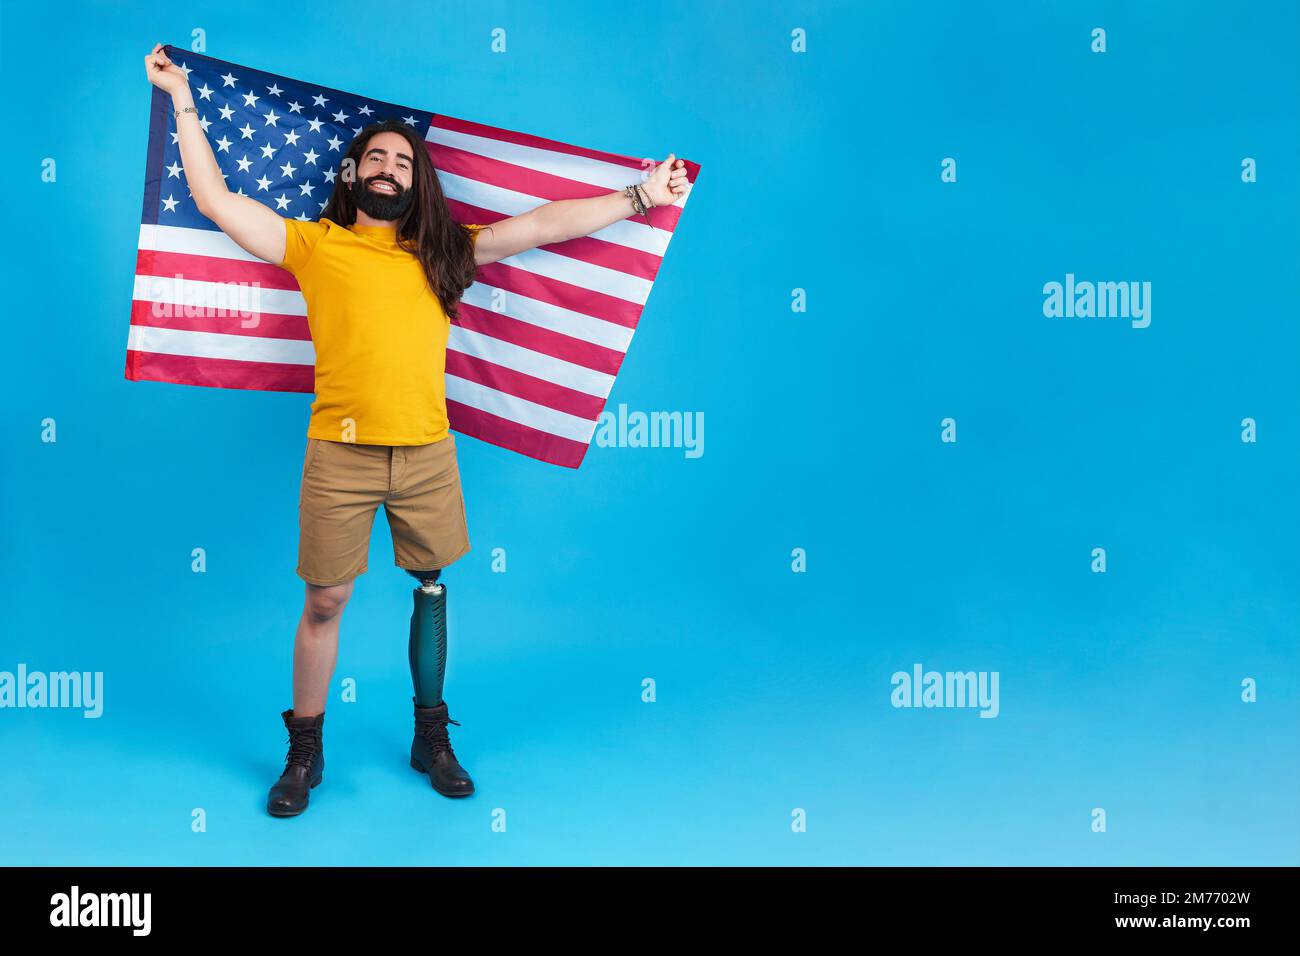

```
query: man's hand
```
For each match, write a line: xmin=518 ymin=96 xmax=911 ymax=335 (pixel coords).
xmin=640 ymin=154 xmax=690 ymax=207
xmin=144 ymin=43 xmax=190 ymax=97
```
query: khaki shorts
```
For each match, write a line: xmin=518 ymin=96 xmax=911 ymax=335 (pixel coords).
xmin=297 ymin=434 xmax=470 ymax=587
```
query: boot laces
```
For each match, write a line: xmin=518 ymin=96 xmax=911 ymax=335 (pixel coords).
xmin=284 ymin=726 xmax=321 ymax=772
xmin=419 ymin=713 xmax=461 ymax=755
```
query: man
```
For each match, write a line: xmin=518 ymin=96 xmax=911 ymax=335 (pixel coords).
xmin=144 ymin=43 xmax=689 ymax=817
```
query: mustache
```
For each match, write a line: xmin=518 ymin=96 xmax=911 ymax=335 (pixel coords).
xmin=361 ymin=174 xmax=403 ymax=192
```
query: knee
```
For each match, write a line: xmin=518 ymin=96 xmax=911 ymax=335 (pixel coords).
xmin=406 ymin=567 xmax=441 ymax=589
xmin=305 ymin=582 xmax=351 ymax=623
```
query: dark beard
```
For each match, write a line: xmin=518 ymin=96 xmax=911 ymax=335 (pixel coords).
xmin=349 ymin=174 xmax=415 ymax=222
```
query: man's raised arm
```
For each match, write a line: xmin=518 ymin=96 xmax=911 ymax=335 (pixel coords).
xmin=144 ymin=43 xmax=286 ymax=265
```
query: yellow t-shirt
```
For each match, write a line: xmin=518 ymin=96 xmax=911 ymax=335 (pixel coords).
xmin=278 ymin=217 xmax=482 ymax=445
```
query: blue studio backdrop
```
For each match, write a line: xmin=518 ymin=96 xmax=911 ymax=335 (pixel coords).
xmin=1 ymin=0 xmax=1297 ymax=866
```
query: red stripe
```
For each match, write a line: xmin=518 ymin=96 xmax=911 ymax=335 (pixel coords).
xmin=434 ymin=141 xmax=683 ymax=235
xmin=454 ymin=302 xmax=625 ymax=376
xmin=430 ymin=114 xmax=703 ymax=186
xmin=136 ymin=248 xmax=302 ymax=291
xmin=446 ymin=350 xmax=605 ymax=420
xmin=448 ymin=198 xmax=664 ymax=281
xmin=124 ymin=349 xmax=313 ymax=392
xmin=129 ymin=298 xmax=311 ymax=341
xmin=447 ymin=399 xmax=588 ymax=468
xmin=473 ymin=260 xmax=641 ymax=329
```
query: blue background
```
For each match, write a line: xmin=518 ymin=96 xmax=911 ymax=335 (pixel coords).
xmin=1 ymin=0 xmax=1296 ymax=865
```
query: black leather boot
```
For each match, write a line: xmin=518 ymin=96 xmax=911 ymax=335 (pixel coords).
xmin=411 ymin=698 xmax=474 ymax=797
xmin=267 ymin=708 xmax=325 ymax=817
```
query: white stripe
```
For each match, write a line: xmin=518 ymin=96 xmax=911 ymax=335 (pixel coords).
xmin=426 ymin=124 xmax=688 ymax=211
xmin=445 ymin=374 xmax=598 ymax=443
xmin=436 ymin=171 xmax=673 ymax=257
xmin=491 ymin=244 xmax=651 ymax=305
xmin=448 ymin=326 xmax=614 ymax=398
xmin=126 ymin=325 xmax=315 ymax=365
xmin=138 ymin=222 xmax=269 ymax=262
xmin=459 ymin=282 xmax=633 ymax=352
xmin=133 ymin=274 xmax=308 ymax=319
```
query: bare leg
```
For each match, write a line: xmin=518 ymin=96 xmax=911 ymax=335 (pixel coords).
xmin=292 ymin=581 xmax=353 ymax=717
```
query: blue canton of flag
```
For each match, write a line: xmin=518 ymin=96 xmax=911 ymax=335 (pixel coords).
xmin=142 ymin=45 xmax=435 ymax=229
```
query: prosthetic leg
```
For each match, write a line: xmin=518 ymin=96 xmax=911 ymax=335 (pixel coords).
xmin=406 ymin=569 xmax=475 ymax=797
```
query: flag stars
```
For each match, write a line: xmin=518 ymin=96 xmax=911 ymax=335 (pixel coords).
xmin=255 ymin=174 xmax=273 ymax=192
xmin=196 ymin=83 xmax=214 ymax=100
xmin=358 ymin=105 xmax=373 ymax=116
xmin=307 ymin=117 xmax=324 ymax=133
xmin=323 ymin=168 xmax=337 ymax=183
xmin=220 ymin=71 xmax=238 ymax=87
xmin=312 ymin=94 xmax=328 ymax=107
xmin=331 ymin=109 xmax=350 ymax=123
xmin=288 ymin=100 xmax=303 ymax=113
xmin=215 ymin=135 xmax=232 ymax=152
xmin=303 ymin=147 xmax=319 ymax=165
xmin=218 ymin=104 xmax=235 ymax=121
xmin=242 ymin=90 xmax=260 ymax=108
xmin=235 ymin=155 xmax=253 ymax=173
xmin=161 ymin=194 xmax=179 ymax=212
xmin=267 ymin=83 xmax=283 ymax=97
xmin=259 ymin=142 xmax=277 ymax=159
xmin=283 ymin=129 xmax=301 ymax=146
xmin=262 ymin=109 xmax=280 ymax=126
xmin=326 ymin=134 xmax=343 ymax=151
xmin=402 ymin=115 xmax=417 ymax=126
xmin=198 ymin=115 xmax=211 ymax=132
xmin=299 ymin=181 xmax=315 ymax=197
xmin=279 ymin=160 xmax=298 ymax=179
xmin=274 ymin=194 xmax=292 ymax=210
xmin=165 ymin=160 xmax=182 ymax=178
xmin=238 ymin=122 xmax=256 ymax=140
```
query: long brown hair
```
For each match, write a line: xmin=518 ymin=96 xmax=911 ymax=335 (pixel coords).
xmin=321 ymin=119 xmax=479 ymax=321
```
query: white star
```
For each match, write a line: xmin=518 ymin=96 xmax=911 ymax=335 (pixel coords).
xmin=235 ymin=155 xmax=253 ymax=173
xmin=196 ymin=83 xmax=213 ymax=100
xmin=238 ymin=123 xmax=256 ymax=140
xmin=177 ymin=62 xmax=192 ymax=77
xmin=326 ymin=134 xmax=343 ymax=151
xmin=236 ymin=187 xmax=247 ymax=196
xmin=165 ymin=160 xmax=182 ymax=178
xmin=319 ymin=200 xmax=328 ymax=211
xmin=262 ymin=109 xmax=280 ymax=126
xmin=351 ymin=126 xmax=362 ymax=135
xmin=215 ymin=135 xmax=232 ymax=153
xmin=259 ymin=142 xmax=277 ymax=159
xmin=402 ymin=115 xmax=417 ymax=126
xmin=242 ymin=90 xmax=260 ymax=108
xmin=169 ymin=131 xmax=179 ymax=145
xmin=279 ymin=160 xmax=298 ymax=178
xmin=161 ymin=194 xmax=179 ymax=212
xmin=274 ymin=194 xmax=291 ymax=210
xmin=220 ymin=72 xmax=238 ymax=87
xmin=255 ymin=175 xmax=272 ymax=192
xmin=218 ymin=104 xmax=234 ymax=121
xmin=267 ymin=83 xmax=283 ymax=97
xmin=283 ymin=129 xmax=301 ymax=146
xmin=288 ymin=100 xmax=304 ymax=114
xmin=358 ymin=104 xmax=373 ymax=116
xmin=302 ymin=148 xmax=319 ymax=165
xmin=299 ymin=181 xmax=316 ymax=197
xmin=312 ymin=94 xmax=328 ymax=107
xmin=331 ymin=109 xmax=350 ymax=123
xmin=198 ymin=115 xmax=211 ymax=132
xmin=323 ymin=168 xmax=337 ymax=183
xmin=307 ymin=117 xmax=324 ymax=133
xmin=296 ymin=212 xmax=311 ymax=220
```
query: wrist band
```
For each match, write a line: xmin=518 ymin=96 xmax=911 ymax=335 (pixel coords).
xmin=174 ymin=106 xmax=198 ymax=120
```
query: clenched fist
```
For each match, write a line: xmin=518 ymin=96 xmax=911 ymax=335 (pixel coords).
xmin=144 ymin=43 xmax=189 ymax=97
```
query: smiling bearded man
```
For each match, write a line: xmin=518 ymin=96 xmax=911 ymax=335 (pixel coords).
xmin=144 ymin=42 xmax=690 ymax=818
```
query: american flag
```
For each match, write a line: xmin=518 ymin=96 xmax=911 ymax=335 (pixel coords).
xmin=127 ymin=45 xmax=699 ymax=468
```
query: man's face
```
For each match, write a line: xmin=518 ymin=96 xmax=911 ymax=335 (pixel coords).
xmin=349 ymin=130 xmax=416 ymax=221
